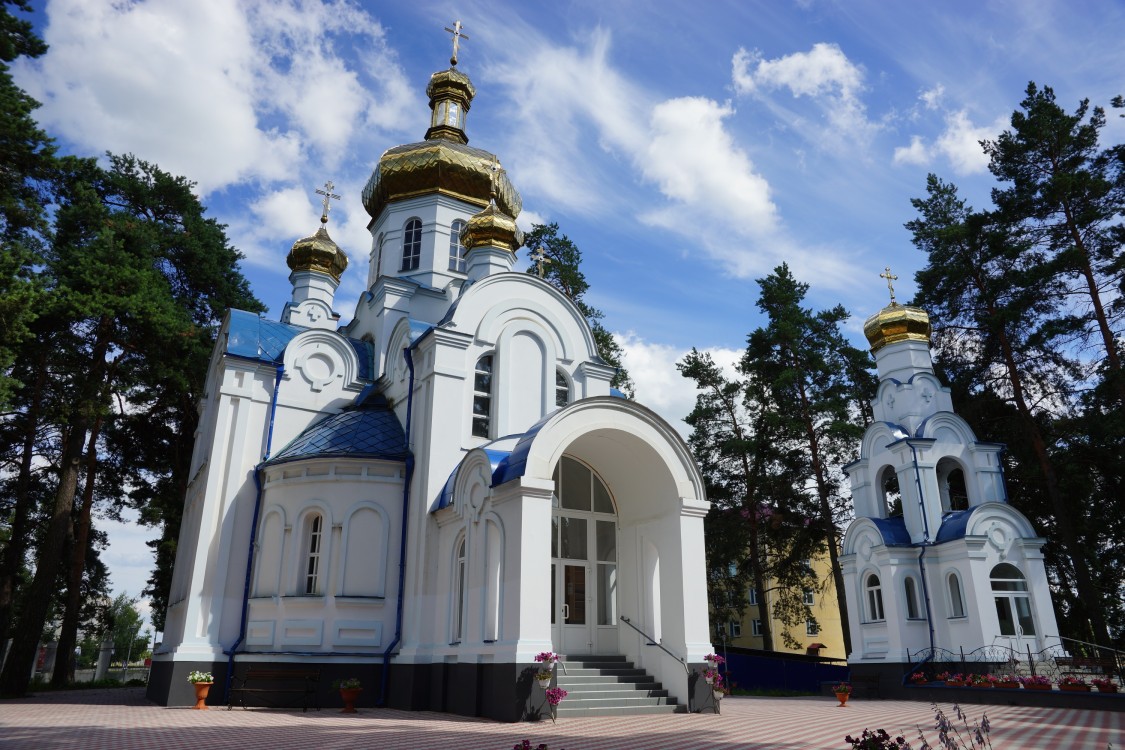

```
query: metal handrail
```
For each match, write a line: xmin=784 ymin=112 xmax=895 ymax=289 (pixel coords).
xmin=619 ymin=615 xmax=690 ymax=676
xmin=1055 ymin=635 xmax=1125 ymax=659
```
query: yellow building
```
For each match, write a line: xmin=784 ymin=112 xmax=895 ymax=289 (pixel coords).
xmin=720 ymin=553 xmax=846 ymax=661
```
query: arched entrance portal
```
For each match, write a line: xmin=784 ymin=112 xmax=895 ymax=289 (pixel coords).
xmin=551 ymin=455 xmax=617 ymax=654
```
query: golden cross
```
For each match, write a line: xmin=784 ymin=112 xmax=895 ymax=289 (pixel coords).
xmin=444 ymin=20 xmax=469 ymax=66
xmin=315 ymin=180 xmax=341 ymax=224
xmin=480 ymin=156 xmax=502 ymax=202
xmin=529 ymin=245 xmax=553 ymax=278
xmin=879 ymin=266 xmax=899 ymax=305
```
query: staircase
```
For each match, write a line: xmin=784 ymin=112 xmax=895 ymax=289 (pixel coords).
xmin=553 ymin=655 xmax=685 ymax=717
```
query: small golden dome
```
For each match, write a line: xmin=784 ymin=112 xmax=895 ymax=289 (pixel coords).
xmin=286 ymin=222 xmax=348 ymax=282
xmin=460 ymin=200 xmax=523 ymax=254
xmin=425 ymin=68 xmax=475 ymax=143
xmin=863 ymin=303 xmax=932 ymax=352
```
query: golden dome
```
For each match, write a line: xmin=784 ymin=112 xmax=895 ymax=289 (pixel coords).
xmin=460 ymin=200 xmax=523 ymax=254
xmin=361 ymin=66 xmax=522 ymax=222
xmin=286 ymin=222 xmax=348 ymax=282
xmin=863 ymin=303 xmax=932 ymax=353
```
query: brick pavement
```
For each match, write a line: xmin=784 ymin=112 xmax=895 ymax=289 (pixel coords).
xmin=1 ymin=687 xmax=1123 ymax=749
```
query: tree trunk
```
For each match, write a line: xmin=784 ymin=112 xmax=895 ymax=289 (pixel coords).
xmin=0 ymin=351 xmax=48 ymax=659
xmin=52 ymin=416 xmax=103 ymax=686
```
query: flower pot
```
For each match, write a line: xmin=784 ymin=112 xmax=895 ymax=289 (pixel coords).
xmin=538 ymin=678 xmax=551 ymax=689
xmin=704 ymin=675 xmax=714 ymax=685
xmin=1023 ymin=683 xmax=1052 ymax=690
xmin=339 ymin=687 xmax=362 ymax=713
xmin=945 ymin=680 xmax=965 ymax=687
xmin=713 ymin=689 xmax=725 ymax=701
xmin=1060 ymin=684 xmax=1091 ymax=692
xmin=995 ymin=682 xmax=1020 ymax=689
xmin=835 ymin=692 xmax=849 ymax=707
xmin=192 ymin=682 xmax=212 ymax=710
xmin=1096 ymin=685 xmax=1119 ymax=693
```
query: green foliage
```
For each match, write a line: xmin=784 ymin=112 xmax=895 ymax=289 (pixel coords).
xmin=102 ymin=593 xmax=150 ymax=664
xmin=523 ymin=223 xmax=634 ymax=396
xmin=906 ymin=82 xmax=1125 ymax=646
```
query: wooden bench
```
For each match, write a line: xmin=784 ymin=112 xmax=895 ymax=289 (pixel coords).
xmin=228 ymin=668 xmax=321 ymax=712
xmin=1054 ymin=657 xmax=1118 ymax=677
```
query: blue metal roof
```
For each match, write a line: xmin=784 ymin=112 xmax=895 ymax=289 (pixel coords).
xmin=266 ymin=397 xmax=407 ymax=465
xmin=870 ymin=516 xmax=913 ymax=546
xmin=224 ymin=309 xmax=373 ymax=380
xmin=935 ymin=508 xmax=975 ymax=543
xmin=431 ymin=448 xmax=513 ymax=512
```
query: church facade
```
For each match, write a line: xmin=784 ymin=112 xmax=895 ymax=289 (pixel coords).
xmin=840 ymin=300 xmax=1060 ymax=684
xmin=147 ymin=58 xmax=712 ymax=720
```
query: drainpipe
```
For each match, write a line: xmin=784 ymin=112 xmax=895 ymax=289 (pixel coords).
xmin=378 ymin=347 xmax=416 ymax=706
xmin=224 ymin=363 xmax=285 ymax=702
xmin=908 ymin=442 xmax=937 ymax=659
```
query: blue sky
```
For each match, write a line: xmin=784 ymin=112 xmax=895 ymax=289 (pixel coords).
xmin=14 ymin=0 xmax=1125 ymax=626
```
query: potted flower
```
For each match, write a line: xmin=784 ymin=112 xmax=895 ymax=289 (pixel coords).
xmin=968 ymin=673 xmax=995 ymax=688
xmin=1058 ymin=675 xmax=1091 ymax=692
xmin=333 ymin=677 xmax=363 ymax=713
xmin=535 ymin=668 xmax=553 ymax=688
xmin=712 ymin=682 xmax=726 ymax=702
xmin=832 ymin=682 xmax=852 ymax=707
xmin=1093 ymin=677 xmax=1119 ymax=693
xmin=702 ymin=667 xmax=721 ymax=685
xmin=909 ymin=672 xmax=928 ymax=685
xmin=534 ymin=651 xmax=559 ymax=668
xmin=1019 ymin=674 xmax=1052 ymax=690
xmin=187 ymin=670 xmax=213 ymax=710
xmin=993 ymin=674 xmax=1021 ymax=689
xmin=704 ymin=653 xmax=726 ymax=667
xmin=943 ymin=672 xmax=965 ymax=687
xmin=544 ymin=687 xmax=568 ymax=723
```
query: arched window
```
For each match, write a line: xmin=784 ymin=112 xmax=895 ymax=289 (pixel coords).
xmin=904 ymin=576 xmax=920 ymax=619
xmin=472 ymin=355 xmax=493 ymax=438
xmin=555 ymin=369 xmax=570 ymax=407
xmin=938 ymin=458 xmax=969 ymax=512
xmin=948 ymin=572 xmax=966 ymax=618
xmin=304 ymin=513 xmax=324 ymax=595
xmin=865 ymin=573 xmax=885 ymax=622
xmin=401 ymin=218 xmax=422 ymax=271
xmin=448 ymin=219 xmax=467 ymax=272
xmin=991 ymin=563 xmax=1036 ymax=636
xmin=880 ymin=466 xmax=902 ymax=518
xmin=452 ymin=538 xmax=467 ymax=642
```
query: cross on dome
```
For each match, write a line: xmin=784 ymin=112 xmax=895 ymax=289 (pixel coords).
xmin=480 ymin=156 xmax=503 ymax=203
xmin=316 ymin=180 xmax=341 ymax=225
xmin=444 ymin=20 xmax=469 ymax=66
xmin=529 ymin=246 xmax=553 ymax=278
xmin=879 ymin=266 xmax=899 ymax=305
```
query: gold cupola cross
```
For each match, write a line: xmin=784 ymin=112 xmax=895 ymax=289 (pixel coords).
xmin=880 ymin=266 xmax=899 ymax=305
xmin=444 ymin=20 xmax=469 ymax=66
xmin=316 ymin=180 xmax=341 ymax=225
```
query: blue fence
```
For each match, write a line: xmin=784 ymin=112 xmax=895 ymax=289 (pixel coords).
xmin=719 ymin=648 xmax=848 ymax=694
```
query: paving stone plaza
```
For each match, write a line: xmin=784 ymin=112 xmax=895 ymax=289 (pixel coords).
xmin=1 ymin=687 xmax=1122 ymax=749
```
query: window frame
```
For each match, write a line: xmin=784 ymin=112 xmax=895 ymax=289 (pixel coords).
xmin=751 ymin=618 xmax=763 ymax=637
xmin=448 ymin=218 xmax=467 ymax=273
xmin=864 ymin=572 xmax=885 ymax=623
xmin=806 ymin=618 xmax=819 ymax=637
xmin=303 ymin=513 xmax=324 ymax=595
xmin=947 ymin=572 xmax=967 ymax=619
xmin=401 ymin=218 xmax=422 ymax=271
xmin=471 ymin=354 xmax=494 ymax=438
xmin=904 ymin=575 xmax=921 ymax=620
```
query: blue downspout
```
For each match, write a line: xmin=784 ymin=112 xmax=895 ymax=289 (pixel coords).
xmin=379 ymin=347 xmax=415 ymax=706
xmin=224 ymin=363 xmax=284 ymax=702
xmin=908 ymin=442 xmax=937 ymax=665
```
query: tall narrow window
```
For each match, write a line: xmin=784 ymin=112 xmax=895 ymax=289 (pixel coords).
xmin=881 ymin=466 xmax=902 ymax=518
xmin=991 ymin=563 xmax=1036 ymax=636
xmin=803 ymin=588 xmax=815 ymax=605
xmin=904 ymin=576 xmax=920 ymax=619
xmin=401 ymin=218 xmax=421 ymax=271
xmin=948 ymin=573 xmax=966 ymax=618
xmin=472 ymin=355 xmax=493 ymax=438
xmin=305 ymin=514 xmax=323 ymax=595
xmin=729 ymin=621 xmax=741 ymax=638
xmin=865 ymin=573 xmax=885 ymax=622
xmin=448 ymin=219 xmax=467 ymax=272
xmin=751 ymin=619 xmax=763 ymax=636
xmin=555 ymin=369 xmax=570 ymax=407
xmin=453 ymin=538 xmax=467 ymax=642
xmin=749 ymin=589 xmax=758 ymax=606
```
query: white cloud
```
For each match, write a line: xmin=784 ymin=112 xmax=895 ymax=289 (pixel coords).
xmin=893 ymin=134 xmax=931 ymax=166
xmin=15 ymin=0 xmax=416 ymax=195
xmin=731 ymin=43 xmax=877 ymax=150
xmin=920 ymin=84 xmax=945 ymax=110
xmin=894 ymin=109 xmax=1005 ymax=175
xmin=617 ymin=331 xmax=742 ymax=438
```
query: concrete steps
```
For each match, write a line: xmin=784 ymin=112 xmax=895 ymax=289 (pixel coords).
xmin=552 ymin=655 xmax=684 ymax=717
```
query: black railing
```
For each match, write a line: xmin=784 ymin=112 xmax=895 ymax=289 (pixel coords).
xmin=618 ymin=615 xmax=690 ymax=676
xmin=906 ymin=641 xmax=1124 ymax=683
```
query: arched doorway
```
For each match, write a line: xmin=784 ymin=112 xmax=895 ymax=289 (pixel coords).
xmin=551 ymin=455 xmax=617 ymax=655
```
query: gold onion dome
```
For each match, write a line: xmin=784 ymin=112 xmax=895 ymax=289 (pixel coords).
xmin=361 ymin=67 xmax=522 ymax=221
xmin=286 ymin=218 xmax=348 ymax=282
xmin=863 ymin=303 xmax=932 ymax=353
xmin=461 ymin=199 xmax=523 ymax=254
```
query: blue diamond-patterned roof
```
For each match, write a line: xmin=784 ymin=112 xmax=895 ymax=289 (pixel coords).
xmin=225 ymin=309 xmax=373 ymax=380
xmin=267 ymin=398 xmax=407 ymax=465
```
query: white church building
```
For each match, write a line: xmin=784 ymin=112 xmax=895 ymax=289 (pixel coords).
xmin=147 ymin=55 xmax=712 ymax=719
xmin=840 ymin=298 xmax=1060 ymax=684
